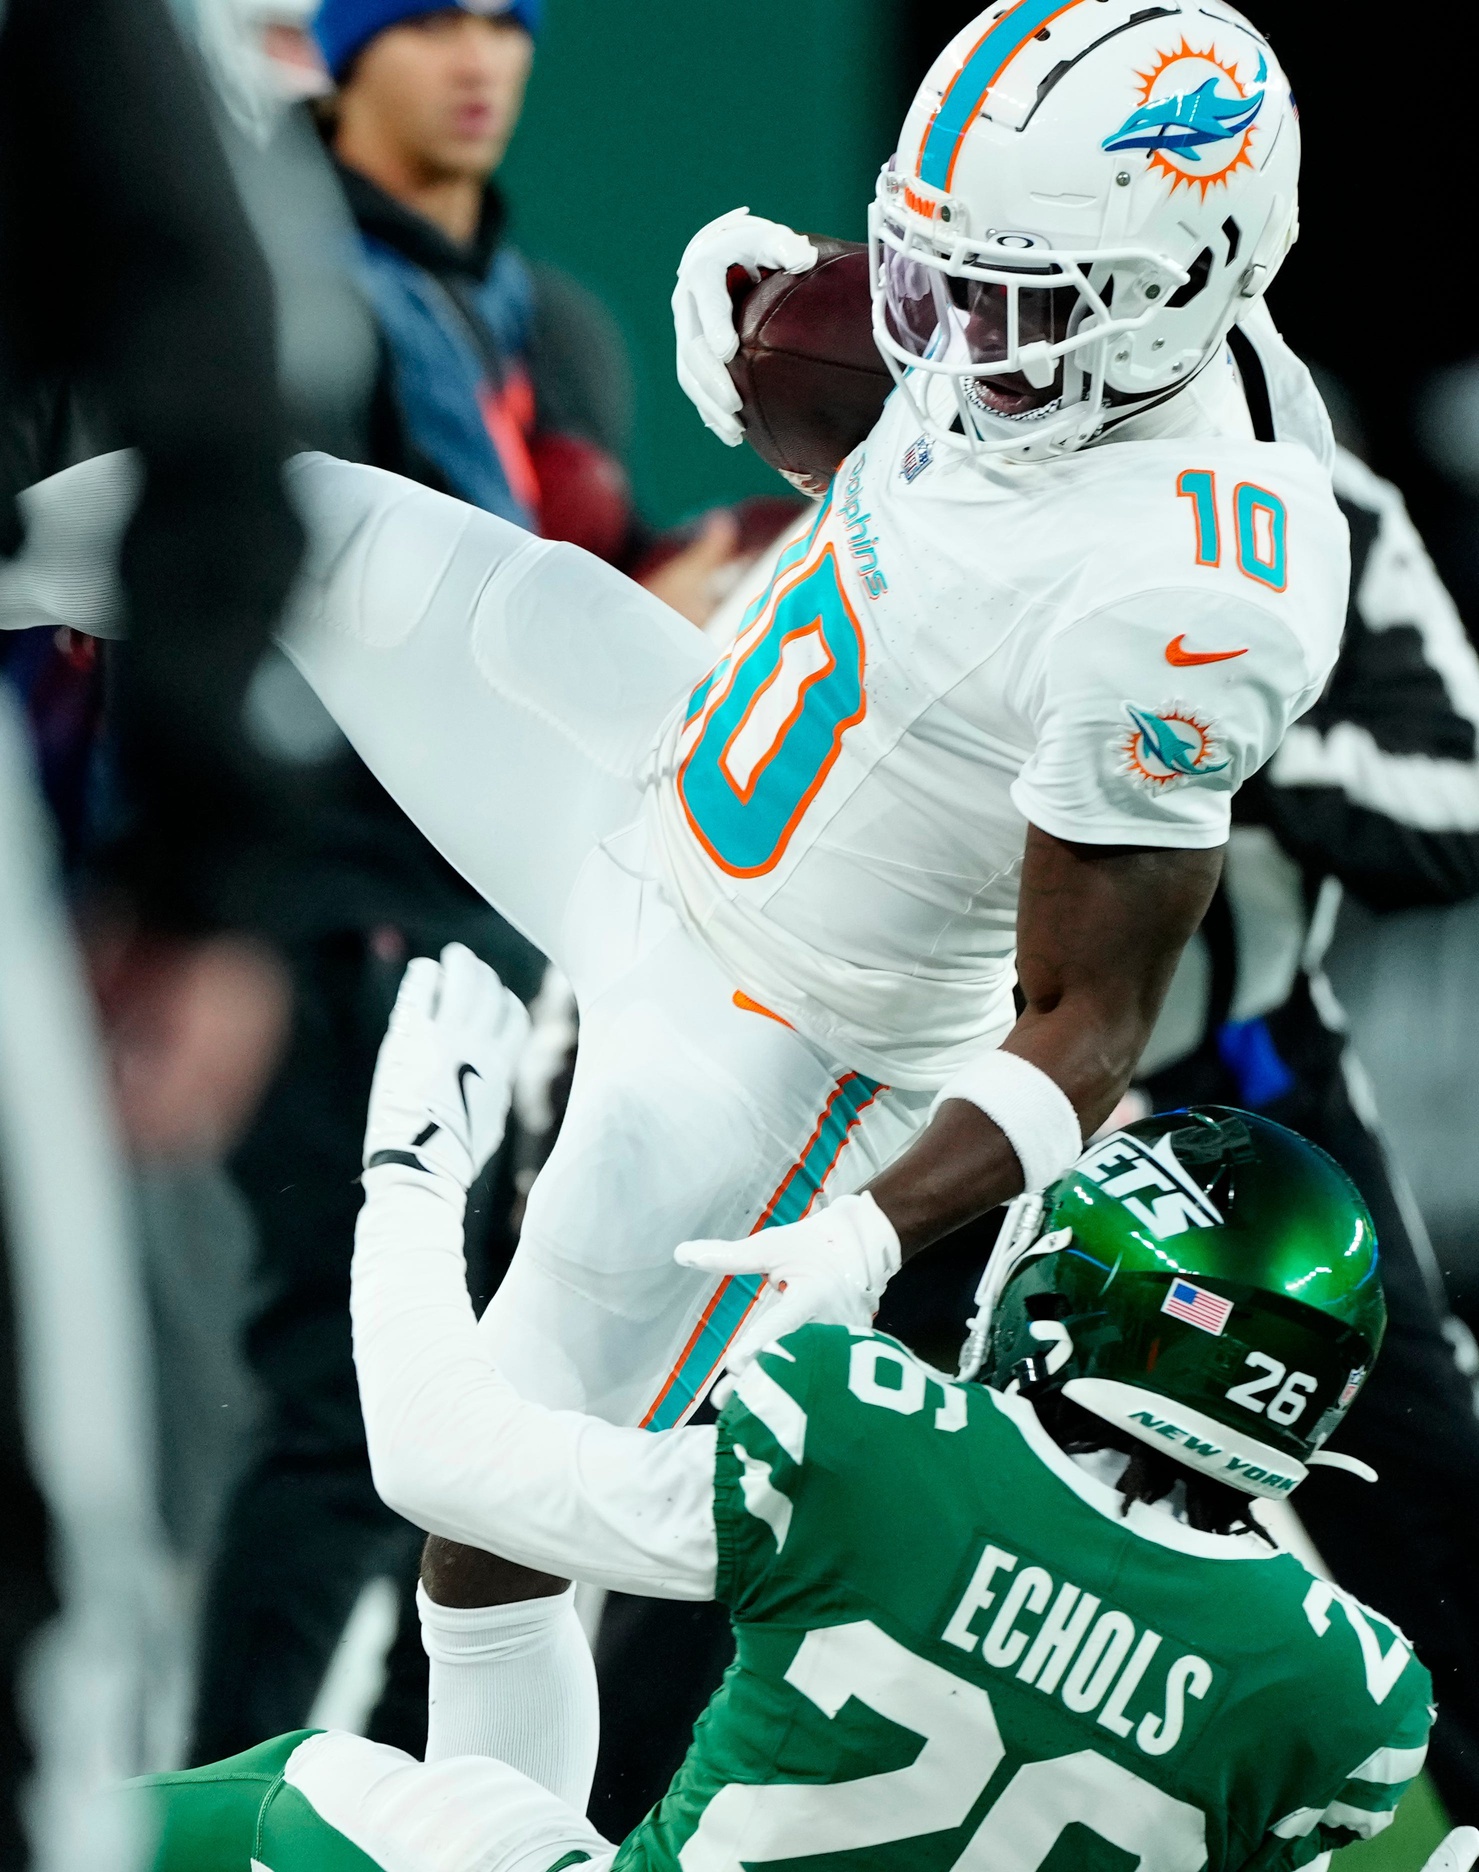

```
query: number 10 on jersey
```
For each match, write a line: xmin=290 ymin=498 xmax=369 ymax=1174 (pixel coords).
xmin=1177 ymin=469 xmax=1288 ymax=591
xmin=677 ymin=541 xmax=867 ymax=877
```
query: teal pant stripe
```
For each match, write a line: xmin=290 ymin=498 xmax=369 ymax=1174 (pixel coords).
xmin=643 ymin=1072 xmax=883 ymax=1432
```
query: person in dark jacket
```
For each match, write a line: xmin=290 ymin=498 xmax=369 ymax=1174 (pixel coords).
xmin=314 ymin=0 xmax=739 ymax=592
xmin=319 ymin=0 xmax=544 ymax=520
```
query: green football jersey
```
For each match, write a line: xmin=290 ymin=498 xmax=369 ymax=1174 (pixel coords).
xmin=618 ymin=1324 xmax=1431 ymax=1872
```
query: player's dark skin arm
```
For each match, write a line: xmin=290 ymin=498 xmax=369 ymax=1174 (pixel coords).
xmin=423 ymin=827 xmax=1222 ymax=1609
xmin=867 ymin=824 xmax=1224 ymax=1257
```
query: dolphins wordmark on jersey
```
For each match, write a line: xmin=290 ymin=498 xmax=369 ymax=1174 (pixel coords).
xmin=619 ymin=1325 xmax=1430 ymax=1872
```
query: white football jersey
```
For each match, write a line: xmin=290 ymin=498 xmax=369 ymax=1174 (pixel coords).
xmin=648 ymin=310 xmax=1348 ymax=1089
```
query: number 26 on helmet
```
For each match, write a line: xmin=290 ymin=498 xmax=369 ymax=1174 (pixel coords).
xmin=961 ymin=1108 xmax=1385 ymax=1501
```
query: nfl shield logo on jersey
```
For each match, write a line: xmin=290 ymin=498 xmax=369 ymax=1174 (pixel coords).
xmin=900 ymin=436 xmax=933 ymax=484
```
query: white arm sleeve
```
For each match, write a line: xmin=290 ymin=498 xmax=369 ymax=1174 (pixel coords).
xmin=352 ymin=1164 xmax=718 ymax=1598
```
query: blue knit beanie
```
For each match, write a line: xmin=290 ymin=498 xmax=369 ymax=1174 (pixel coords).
xmin=314 ymin=0 xmax=541 ymax=82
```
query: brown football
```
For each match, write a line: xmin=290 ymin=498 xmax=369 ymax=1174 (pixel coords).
xmin=726 ymin=238 xmax=891 ymax=493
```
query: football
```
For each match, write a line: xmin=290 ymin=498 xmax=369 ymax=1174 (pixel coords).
xmin=726 ymin=238 xmax=891 ymax=493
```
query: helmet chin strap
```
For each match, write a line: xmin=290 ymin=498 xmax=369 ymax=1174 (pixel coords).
xmin=940 ymin=340 xmax=1222 ymax=461
xmin=958 ymin=1202 xmax=1060 ymax=1382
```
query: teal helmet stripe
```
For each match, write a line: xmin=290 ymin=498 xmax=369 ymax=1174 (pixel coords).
xmin=917 ymin=0 xmax=1087 ymax=190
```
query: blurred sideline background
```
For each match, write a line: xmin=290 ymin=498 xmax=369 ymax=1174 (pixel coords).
xmin=498 ymin=0 xmax=900 ymax=523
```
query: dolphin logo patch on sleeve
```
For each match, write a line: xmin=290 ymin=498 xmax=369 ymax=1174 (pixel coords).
xmin=1120 ymin=703 xmax=1229 ymax=789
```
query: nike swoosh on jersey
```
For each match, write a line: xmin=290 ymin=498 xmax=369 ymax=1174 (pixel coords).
xmin=1165 ymin=634 xmax=1249 ymax=667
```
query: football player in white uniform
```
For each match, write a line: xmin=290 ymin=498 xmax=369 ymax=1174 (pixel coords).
xmin=5 ymin=0 xmax=1346 ymax=1800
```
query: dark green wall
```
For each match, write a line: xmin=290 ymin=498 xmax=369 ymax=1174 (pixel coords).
xmin=501 ymin=1 xmax=899 ymax=526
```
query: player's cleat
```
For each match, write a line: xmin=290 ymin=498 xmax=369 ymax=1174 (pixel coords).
xmin=961 ymin=1106 xmax=1387 ymax=1498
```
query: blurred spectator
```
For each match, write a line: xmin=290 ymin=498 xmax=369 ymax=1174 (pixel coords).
xmin=315 ymin=0 xmax=545 ymax=520
xmin=0 ymin=0 xmax=311 ymax=1857
xmin=313 ymin=0 xmax=741 ymax=608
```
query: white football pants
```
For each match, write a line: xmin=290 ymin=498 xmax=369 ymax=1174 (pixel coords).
xmin=237 ymin=1730 xmax=613 ymax=1872
xmin=284 ymin=455 xmax=930 ymax=1429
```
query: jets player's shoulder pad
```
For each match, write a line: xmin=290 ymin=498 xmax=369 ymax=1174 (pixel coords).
xmin=714 ymin=1324 xmax=979 ymax=1617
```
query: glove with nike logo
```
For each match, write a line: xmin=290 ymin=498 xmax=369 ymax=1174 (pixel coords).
xmin=362 ymin=942 xmax=530 ymax=1199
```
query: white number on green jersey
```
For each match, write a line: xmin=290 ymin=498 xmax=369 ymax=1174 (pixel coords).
xmin=678 ymin=1620 xmax=1205 ymax=1872
xmin=1303 ymin=1582 xmax=1411 ymax=1705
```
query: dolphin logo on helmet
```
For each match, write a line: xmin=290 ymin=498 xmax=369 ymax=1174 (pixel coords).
xmin=1102 ymin=76 xmax=1265 ymax=162
xmin=870 ymin=2 xmax=1300 ymax=465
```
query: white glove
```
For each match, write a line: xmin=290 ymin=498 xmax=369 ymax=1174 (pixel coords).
xmin=1421 ymin=1831 xmax=1479 ymax=1872
xmin=674 ymin=1190 xmax=901 ymax=1377
xmin=673 ymin=207 xmax=817 ymax=446
xmin=362 ymin=943 xmax=530 ymax=1195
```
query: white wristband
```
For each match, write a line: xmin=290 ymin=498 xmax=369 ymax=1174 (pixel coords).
xmin=930 ymin=1051 xmax=1082 ymax=1193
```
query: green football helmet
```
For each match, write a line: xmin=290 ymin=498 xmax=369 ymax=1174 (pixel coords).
xmin=960 ymin=1107 xmax=1386 ymax=1499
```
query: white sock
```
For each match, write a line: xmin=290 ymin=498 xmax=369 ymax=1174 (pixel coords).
xmin=418 ymin=1581 xmax=600 ymax=1810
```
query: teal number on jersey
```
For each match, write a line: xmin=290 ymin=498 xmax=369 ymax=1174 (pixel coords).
xmin=676 ymin=539 xmax=866 ymax=878
xmin=1177 ymin=469 xmax=1289 ymax=591
xmin=1235 ymin=482 xmax=1288 ymax=590
xmin=1176 ymin=470 xmax=1221 ymax=566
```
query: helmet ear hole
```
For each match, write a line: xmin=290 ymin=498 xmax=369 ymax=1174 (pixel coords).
xmin=1166 ymin=246 xmax=1214 ymax=309
xmin=1221 ymin=218 xmax=1242 ymax=264
xmin=1025 ymin=1291 xmax=1069 ymax=1321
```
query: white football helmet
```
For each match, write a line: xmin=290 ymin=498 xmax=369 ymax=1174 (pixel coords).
xmin=870 ymin=0 xmax=1299 ymax=463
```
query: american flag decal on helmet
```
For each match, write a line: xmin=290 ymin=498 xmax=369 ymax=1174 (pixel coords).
xmin=1161 ymin=1278 xmax=1234 ymax=1336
